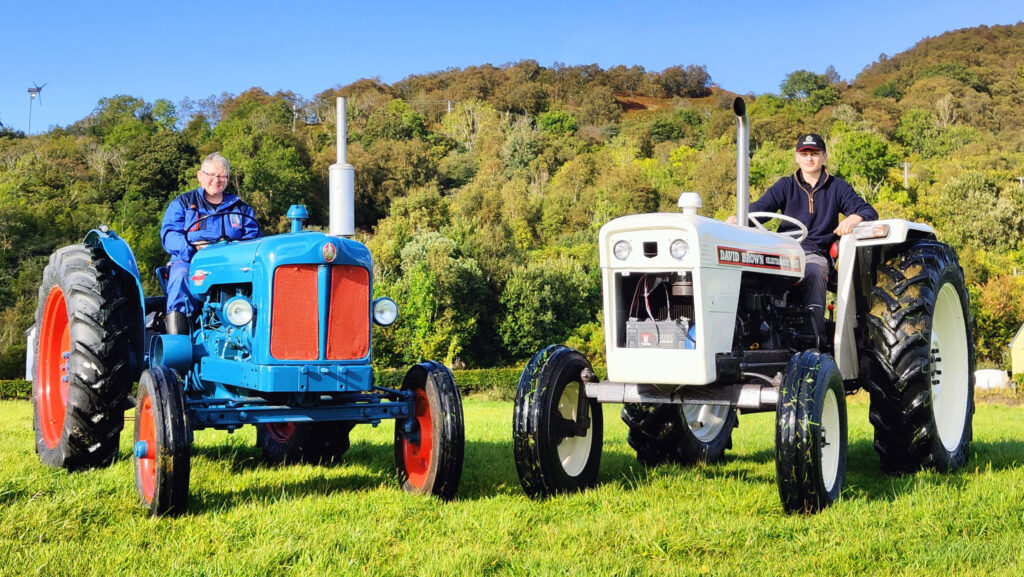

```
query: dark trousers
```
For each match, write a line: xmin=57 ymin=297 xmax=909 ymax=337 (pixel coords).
xmin=802 ymin=252 xmax=830 ymax=344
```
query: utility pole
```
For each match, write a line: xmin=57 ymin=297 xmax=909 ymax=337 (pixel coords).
xmin=901 ymin=162 xmax=911 ymax=188
xmin=1017 ymin=176 xmax=1023 ymax=189
xmin=445 ymin=100 xmax=454 ymax=114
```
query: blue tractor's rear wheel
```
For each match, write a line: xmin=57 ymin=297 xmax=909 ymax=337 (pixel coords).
xmin=257 ymin=421 xmax=355 ymax=464
xmin=31 ymin=243 xmax=143 ymax=471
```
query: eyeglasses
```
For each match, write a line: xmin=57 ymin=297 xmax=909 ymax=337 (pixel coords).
xmin=201 ymin=170 xmax=230 ymax=181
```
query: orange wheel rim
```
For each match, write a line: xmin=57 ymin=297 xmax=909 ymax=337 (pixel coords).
xmin=137 ymin=394 xmax=157 ymax=502
xmin=265 ymin=422 xmax=297 ymax=444
xmin=402 ymin=388 xmax=433 ymax=488
xmin=38 ymin=286 xmax=70 ymax=449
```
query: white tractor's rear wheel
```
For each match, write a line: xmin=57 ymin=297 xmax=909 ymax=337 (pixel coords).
xmin=621 ymin=402 xmax=736 ymax=466
xmin=865 ymin=239 xmax=974 ymax=474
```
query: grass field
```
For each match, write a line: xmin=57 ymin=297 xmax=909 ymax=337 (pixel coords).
xmin=2 ymin=395 xmax=1023 ymax=576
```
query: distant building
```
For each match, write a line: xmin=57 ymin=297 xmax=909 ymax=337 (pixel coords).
xmin=1012 ymin=323 xmax=1024 ymax=377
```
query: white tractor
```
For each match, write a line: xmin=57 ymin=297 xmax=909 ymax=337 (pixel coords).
xmin=512 ymin=97 xmax=974 ymax=513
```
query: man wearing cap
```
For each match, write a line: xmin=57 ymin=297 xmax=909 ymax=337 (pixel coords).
xmin=729 ymin=133 xmax=878 ymax=344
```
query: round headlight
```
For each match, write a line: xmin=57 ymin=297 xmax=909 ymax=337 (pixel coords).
xmin=223 ymin=296 xmax=254 ymax=326
xmin=670 ymin=239 xmax=689 ymax=260
xmin=613 ymin=240 xmax=631 ymax=260
xmin=372 ymin=297 xmax=399 ymax=327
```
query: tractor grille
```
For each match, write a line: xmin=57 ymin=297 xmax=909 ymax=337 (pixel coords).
xmin=270 ymin=264 xmax=319 ymax=360
xmin=270 ymin=264 xmax=370 ymax=361
xmin=327 ymin=265 xmax=370 ymax=360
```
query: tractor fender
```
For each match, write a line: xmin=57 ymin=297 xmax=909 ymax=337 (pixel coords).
xmin=833 ymin=219 xmax=937 ymax=380
xmin=84 ymin=228 xmax=147 ymax=372
xmin=84 ymin=227 xmax=146 ymax=307
xmin=27 ymin=229 xmax=147 ymax=383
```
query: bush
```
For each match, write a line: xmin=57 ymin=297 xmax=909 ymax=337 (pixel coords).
xmin=376 ymin=365 xmax=607 ymax=401
xmin=0 ymin=379 xmax=31 ymax=400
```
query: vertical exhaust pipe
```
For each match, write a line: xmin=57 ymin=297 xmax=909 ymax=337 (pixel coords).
xmin=733 ymin=97 xmax=750 ymax=228
xmin=329 ymin=97 xmax=355 ymax=236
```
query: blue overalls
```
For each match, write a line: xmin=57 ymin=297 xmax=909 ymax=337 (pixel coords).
xmin=160 ymin=188 xmax=261 ymax=314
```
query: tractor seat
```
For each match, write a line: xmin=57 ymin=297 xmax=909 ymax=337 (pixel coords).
xmin=827 ymin=242 xmax=839 ymax=293
xmin=155 ymin=266 xmax=170 ymax=295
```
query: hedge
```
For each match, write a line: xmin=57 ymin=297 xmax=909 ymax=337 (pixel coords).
xmin=0 ymin=380 xmax=31 ymax=400
xmin=1 ymin=365 xmax=609 ymax=402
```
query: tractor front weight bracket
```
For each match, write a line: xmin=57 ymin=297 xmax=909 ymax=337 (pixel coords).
xmin=187 ymin=397 xmax=413 ymax=430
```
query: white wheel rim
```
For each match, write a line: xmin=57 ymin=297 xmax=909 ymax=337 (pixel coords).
xmin=931 ymin=282 xmax=970 ymax=453
xmin=820 ymin=387 xmax=841 ymax=492
xmin=556 ymin=382 xmax=592 ymax=477
xmin=682 ymin=404 xmax=730 ymax=443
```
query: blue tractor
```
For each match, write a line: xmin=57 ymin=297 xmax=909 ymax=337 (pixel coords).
xmin=28 ymin=205 xmax=464 ymax=515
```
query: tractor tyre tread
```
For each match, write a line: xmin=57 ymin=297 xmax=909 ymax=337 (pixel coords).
xmin=32 ymin=243 xmax=143 ymax=471
xmin=864 ymin=238 xmax=974 ymax=475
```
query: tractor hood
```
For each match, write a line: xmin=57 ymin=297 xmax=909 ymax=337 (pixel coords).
xmin=599 ymin=212 xmax=805 ymax=278
xmin=188 ymin=231 xmax=373 ymax=297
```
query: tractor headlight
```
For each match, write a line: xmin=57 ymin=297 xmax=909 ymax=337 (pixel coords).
xmin=223 ymin=296 xmax=254 ymax=326
xmin=669 ymin=239 xmax=689 ymax=260
xmin=613 ymin=240 xmax=631 ymax=260
xmin=372 ymin=297 xmax=399 ymax=327
xmin=853 ymin=223 xmax=891 ymax=240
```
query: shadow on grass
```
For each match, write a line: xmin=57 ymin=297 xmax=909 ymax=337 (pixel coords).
xmin=177 ymin=437 xmax=528 ymax=513
xmin=137 ymin=430 xmax=1024 ymax=514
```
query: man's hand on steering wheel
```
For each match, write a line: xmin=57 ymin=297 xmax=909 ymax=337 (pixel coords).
xmin=185 ymin=212 xmax=261 ymax=250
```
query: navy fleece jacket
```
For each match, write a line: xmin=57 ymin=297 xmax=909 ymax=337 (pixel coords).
xmin=749 ymin=169 xmax=878 ymax=256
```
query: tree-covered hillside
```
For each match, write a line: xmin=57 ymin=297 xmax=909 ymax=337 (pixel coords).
xmin=1 ymin=23 xmax=1022 ymax=376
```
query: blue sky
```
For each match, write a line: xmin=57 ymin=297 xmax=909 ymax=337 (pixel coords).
xmin=1 ymin=0 xmax=1020 ymax=134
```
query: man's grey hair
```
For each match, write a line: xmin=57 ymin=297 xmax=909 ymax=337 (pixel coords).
xmin=201 ymin=152 xmax=230 ymax=175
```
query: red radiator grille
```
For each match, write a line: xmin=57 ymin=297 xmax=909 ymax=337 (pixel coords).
xmin=327 ymin=265 xmax=370 ymax=360
xmin=270 ymin=264 xmax=319 ymax=360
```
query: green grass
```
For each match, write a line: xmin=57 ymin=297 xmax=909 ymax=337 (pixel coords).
xmin=2 ymin=397 xmax=1023 ymax=576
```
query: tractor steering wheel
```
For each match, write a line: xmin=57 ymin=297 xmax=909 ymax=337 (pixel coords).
xmin=747 ymin=212 xmax=809 ymax=242
xmin=186 ymin=213 xmax=262 ymax=251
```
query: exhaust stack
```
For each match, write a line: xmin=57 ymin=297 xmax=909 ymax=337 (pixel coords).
xmin=733 ymin=97 xmax=750 ymax=228
xmin=329 ymin=97 xmax=355 ymax=236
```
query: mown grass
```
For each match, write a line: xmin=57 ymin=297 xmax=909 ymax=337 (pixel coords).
xmin=2 ymin=396 xmax=1023 ymax=576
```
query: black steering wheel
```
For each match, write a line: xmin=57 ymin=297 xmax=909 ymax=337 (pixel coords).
xmin=186 ymin=212 xmax=262 ymax=250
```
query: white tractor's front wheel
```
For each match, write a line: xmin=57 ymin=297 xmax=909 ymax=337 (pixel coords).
xmin=775 ymin=350 xmax=848 ymax=514
xmin=513 ymin=345 xmax=603 ymax=498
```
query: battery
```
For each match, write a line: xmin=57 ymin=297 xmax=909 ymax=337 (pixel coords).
xmin=625 ymin=318 xmax=695 ymax=349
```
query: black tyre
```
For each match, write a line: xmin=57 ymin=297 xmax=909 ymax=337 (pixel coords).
xmin=31 ymin=243 xmax=143 ymax=471
xmin=621 ymin=402 xmax=736 ymax=466
xmin=133 ymin=366 xmax=191 ymax=516
xmin=513 ymin=345 xmax=603 ymax=498
xmin=394 ymin=361 xmax=464 ymax=499
xmin=257 ymin=421 xmax=355 ymax=464
xmin=775 ymin=350 xmax=847 ymax=514
xmin=865 ymin=239 xmax=974 ymax=474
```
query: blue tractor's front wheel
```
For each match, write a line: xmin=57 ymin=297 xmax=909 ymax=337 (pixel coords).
xmin=394 ymin=361 xmax=464 ymax=500
xmin=133 ymin=366 xmax=191 ymax=516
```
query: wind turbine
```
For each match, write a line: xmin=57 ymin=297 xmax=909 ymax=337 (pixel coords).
xmin=27 ymin=82 xmax=47 ymax=135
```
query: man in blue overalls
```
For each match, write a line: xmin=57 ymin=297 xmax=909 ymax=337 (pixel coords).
xmin=160 ymin=152 xmax=261 ymax=334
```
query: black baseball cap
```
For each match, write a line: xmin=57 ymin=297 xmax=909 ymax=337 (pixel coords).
xmin=796 ymin=133 xmax=826 ymax=152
